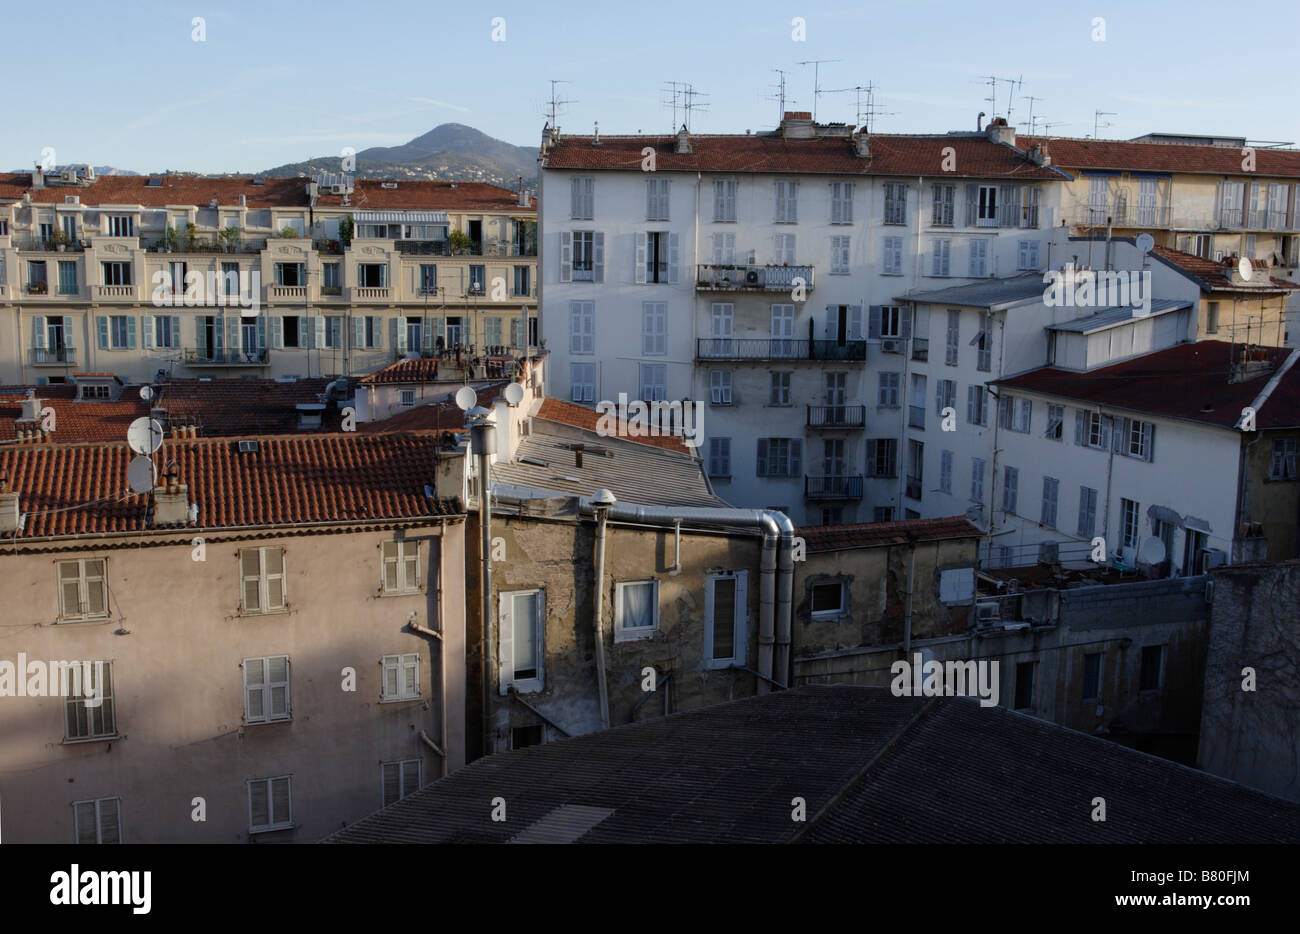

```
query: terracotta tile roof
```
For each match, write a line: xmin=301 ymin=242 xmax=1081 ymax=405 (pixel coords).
xmin=1021 ymin=135 xmax=1300 ymax=178
xmin=799 ymin=516 xmax=982 ymax=552
xmin=543 ymin=132 xmax=1064 ymax=180
xmin=357 ymin=383 xmax=503 ymax=434
xmin=994 ymin=343 xmax=1300 ymax=430
xmin=359 ymin=358 xmax=441 ymax=384
xmin=1150 ymin=246 xmax=1299 ymax=292
xmin=316 ymin=180 xmax=534 ymax=213
xmin=27 ymin=175 xmax=310 ymax=209
xmin=0 ymin=172 xmax=30 ymax=200
xmin=536 ymin=398 xmax=693 ymax=454
xmin=0 ymin=434 xmax=461 ymax=539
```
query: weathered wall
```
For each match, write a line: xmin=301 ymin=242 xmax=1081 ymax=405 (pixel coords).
xmin=1198 ymin=561 xmax=1300 ymax=802
xmin=1243 ymin=428 xmax=1300 ymax=562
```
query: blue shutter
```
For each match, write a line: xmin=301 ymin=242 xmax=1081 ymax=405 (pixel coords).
xmin=196 ymin=317 xmax=207 ymax=355
xmin=868 ymin=305 xmax=882 ymax=339
xmin=789 ymin=439 xmax=802 ymax=476
xmin=96 ymin=316 xmax=108 ymax=350
xmin=756 ymin=439 xmax=769 ymax=477
xmin=257 ymin=318 xmax=267 ymax=351
xmin=169 ymin=316 xmax=180 ymax=349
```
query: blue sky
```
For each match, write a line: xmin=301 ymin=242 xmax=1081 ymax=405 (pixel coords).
xmin=8 ymin=0 xmax=1299 ymax=174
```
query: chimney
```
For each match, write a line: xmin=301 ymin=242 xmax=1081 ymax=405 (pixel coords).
xmin=977 ymin=111 xmax=986 ymax=132
xmin=675 ymin=124 xmax=691 ymax=154
xmin=20 ymin=396 xmax=41 ymax=421
xmin=0 ymin=475 xmax=20 ymax=533
xmin=153 ymin=466 xmax=190 ymax=526
xmin=517 ymin=176 xmax=528 ymax=207
xmin=780 ymin=111 xmax=816 ymax=139
xmin=238 ymin=194 xmax=247 ymax=207
xmin=854 ymin=130 xmax=870 ymax=158
xmin=31 ymin=165 xmax=44 ymax=190
xmin=593 ymin=121 xmax=600 ymax=145
xmin=1028 ymin=141 xmax=1052 ymax=167
xmin=986 ymin=116 xmax=1015 ymax=147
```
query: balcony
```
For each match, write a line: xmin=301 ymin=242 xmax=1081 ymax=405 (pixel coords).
xmin=696 ymin=338 xmax=866 ymax=362
xmin=269 ymin=285 xmax=308 ymax=301
xmin=93 ymin=284 xmax=137 ymax=300
xmin=1067 ymin=203 xmax=1172 ymax=228
xmin=30 ymin=347 xmax=77 ymax=366
xmin=13 ymin=236 xmax=86 ymax=252
xmin=696 ymin=264 xmax=815 ymax=293
xmin=804 ymin=475 xmax=865 ymax=501
xmin=144 ymin=237 xmax=268 ymax=254
xmin=183 ymin=348 xmax=270 ymax=367
xmin=27 ymin=281 xmax=50 ymax=295
xmin=807 ymin=405 xmax=866 ymax=429
xmin=351 ymin=286 xmax=392 ymax=302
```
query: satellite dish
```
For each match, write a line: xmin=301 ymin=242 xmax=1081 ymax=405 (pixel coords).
xmin=1136 ymin=233 xmax=1154 ymax=254
xmin=1137 ymin=536 xmax=1167 ymax=566
xmin=503 ymin=383 xmax=524 ymax=406
xmin=139 ymin=385 xmax=154 ymax=402
xmin=127 ymin=455 xmax=156 ymax=494
xmin=1238 ymin=256 xmax=1253 ymax=281
xmin=127 ymin=417 xmax=164 ymax=455
xmin=454 ymin=386 xmax=477 ymax=411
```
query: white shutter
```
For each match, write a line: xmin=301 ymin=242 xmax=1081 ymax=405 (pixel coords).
xmin=559 ymin=231 xmax=572 ymax=282
xmin=32 ymin=316 xmax=46 ymax=350
xmin=394 ymin=318 xmax=407 ymax=354
xmin=593 ymin=231 xmax=605 ymax=283
xmin=668 ymin=232 xmax=680 ymax=283
xmin=227 ymin=314 xmax=240 ymax=352
xmin=244 ymin=657 xmax=266 ymax=721
xmin=634 ymin=232 xmax=647 ymax=284
xmin=848 ymin=305 xmax=864 ymax=340
xmin=62 ymin=316 xmax=75 ymax=350
xmin=142 ymin=314 xmax=154 ymax=349
xmin=313 ymin=315 xmax=325 ymax=349
xmin=497 ymin=594 xmax=514 ymax=695
xmin=354 ymin=316 xmax=365 ymax=349
xmin=271 ymin=316 xmax=283 ymax=349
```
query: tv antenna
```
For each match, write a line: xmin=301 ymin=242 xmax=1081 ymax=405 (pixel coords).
xmin=662 ymin=82 xmax=708 ymax=132
xmin=826 ymin=82 xmax=895 ymax=134
xmin=979 ymin=74 xmax=1021 ymax=121
xmin=1019 ymin=96 xmax=1045 ymax=135
xmin=797 ymin=59 xmax=841 ymax=121
xmin=1093 ymin=110 xmax=1117 ymax=139
xmin=545 ymin=80 xmax=575 ymax=130
xmin=682 ymin=84 xmax=709 ymax=132
xmin=766 ymin=69 xmax=796 ymax=126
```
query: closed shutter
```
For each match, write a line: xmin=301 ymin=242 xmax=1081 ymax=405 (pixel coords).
xmin=866 ymin=439 xmax=878 ymax=476
xmin=63 ymin=317 xmax=75 ymax=350
xmin=1144 ymin=424 xmax=1155 ymax=462
xmin=382 ymin=763 xmax=400 ymax=806
xmin=497 ymin=595 xmax=514 ymax=695
xmin=354 ymin=317 xmax=365 ymax=350
xmin=394 ymin=318 xmax=406 ymax=354
xmin=96 ymin=315 xmax=108 ymax=350
xmin=32 ymin=316 xmax=46 ymax=350
xmin=126 ymin=316 xmax=137 ymax=350
xmin=668 ymin=232 xmax=679 ymax=283
xmin=1074 ymin=409 xmax=1086 ymax=445
xmin=142 ymin=314 xmax=154 ymax=349
xmin=98 ymin=798 xmax=121 ymax=844
xmin=824 ymin=304 xmax=837 ymax=339
xmin=1112 ymin=416 xmax=1128 ymax=453
xmin=168 ymin=316 xmax=179 ymax=349
xmin=789 ymin=439 xmax=802 ymax=476
xmin=998 ymin=185 xmax=1014 ymax=226
xmin=634 ymin=233 xmax=647 ymax=284
xmin=756 ymin=438 xmax=769 ymax=476
xmin=965 ymin=184 xmax=978 ymax=226
xmin=899 ymin=307 xmax=912 ymax=341
xmin=313 ymin=315 xmax=325 ymax=349
xmin=196 ymin=317 xmax=207 ymax=355
xmin=868 ymin=305 xmax=882 ymax=340
xmin=268 ymin=656 xmax=289 ymax=718
xmin=227 ymin=315 xmax=240 ymax=353
xmin=848 ymin=305 xmax=864 ymax=340
xmin=257 ymin=318 xmax=266 ymax=351
xmin=559 ymin=231 xmax=572 ymax=282
xmin=244 ymin=657 xmax=266 ymax=721
xmin=272 ymin=316 xmax=283 ymax=349
xmin=593 ymin=232 xmax=605 ymax=283
xmin=271 ymin=777 xmax=290 ymax=825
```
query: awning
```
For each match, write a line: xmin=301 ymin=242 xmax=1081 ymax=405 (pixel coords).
xmin=354 ymin=211 xmax=448 ymax=224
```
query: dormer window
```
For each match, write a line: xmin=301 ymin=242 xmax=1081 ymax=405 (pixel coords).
xmin=81 ymin=385 xmax=110 ymax=400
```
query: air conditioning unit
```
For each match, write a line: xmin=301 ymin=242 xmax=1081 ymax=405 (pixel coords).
xmin=64 ymin=195 xmax=79 ymax=204
xmin=1199 ymin=547 xmax=1228 ymax=573
xmin=330 ymin=184 xmax=350 ymax=195
xmin=881 ymin=339 xmax=902 ymax=354
xmin=975 ymin=601 xmax=1001 ymax=625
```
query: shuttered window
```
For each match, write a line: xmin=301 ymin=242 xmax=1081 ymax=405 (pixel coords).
xmin=65 ymin=661 xmax=115 ymax=740
xmin=244 ymin=655 xmax=291 ymax=723
xmin=240 ymin=547 xmax=286 ymax=614
xmin=382 ymin=540 xmax=420 ymax=593
xmin=248 ymin=776 xmax=292 ymax=833
xmin=73 ymin=796 xmax=121 ymax=844
xmin=382 ymin=760 xmax=421 ymax=806
xmin=381 ymin=653 xmax=420 ymax=702
xmin=57 ymin=558 xmax=109 ymax=621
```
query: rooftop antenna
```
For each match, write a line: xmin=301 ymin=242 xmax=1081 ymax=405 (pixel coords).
xmin=766 ymin=69 xmax=795 ymax=126
xmin=545 ymin=80 xmax=575 ymax=131
xmin=681 ymin=83 xmax=710 ymax=132
xmin=661 ymin=81 xmax=686 ymax=132
xmin=1020 ymin=96 xmax=1044 ymax=135
xmin=796 ymin=59 xmax=841 ymax=121
xmin=978 ymin=74 xmax=1021 ymax=121
xmin=1093 ymin=110 xmax=1117 ymax=139
xmin=827 ymin=81 xmax=896 ymax=134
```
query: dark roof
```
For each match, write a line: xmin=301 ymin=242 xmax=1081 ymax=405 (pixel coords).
xmin=994 ymin=343 xmax=1300 ymax=430
xmin=799 ymin=516 xmax=981 ymax=552
xmin=1150 ymin=246 xmax=1298 ymax=293
xmin=316 ymin=179 xmax=533 ymax=213
xmin=325 ymin=685 xmax=1300 ymax=844
xmin=1020 ymin=135 xmax=1300 ymax=179
xmin=544 ymin=132 xmax=1064 ymax=180
xmin=0 ymin=434 xmax=461 ymax=538
xmin=902 ymin=273 xmax=1047 ymax=308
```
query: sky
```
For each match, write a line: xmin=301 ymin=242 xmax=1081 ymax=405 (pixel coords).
xmin=7 ymin=0 xmax=1300 ymax=175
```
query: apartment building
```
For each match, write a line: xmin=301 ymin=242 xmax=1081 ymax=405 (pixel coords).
xmin=0 ymin=433 xmax=466 ymax=843
xmin=538 ymin=114 xmax=1069 ymax=526
xmin=0 ymin=168 xmax=537 ymax=386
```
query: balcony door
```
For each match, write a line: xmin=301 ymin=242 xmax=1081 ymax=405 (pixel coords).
xmin=825 ymin=372 xmax=846 ymax=425
xmin=241 ymin=320 xmax=259 ymax=361
xmin=823 ymin=439 xmax=847 ymax=493
xmin=1137 ymin=178 xmax=1158 ymax=226
xmin=710 ymin=303 xmax=734 ymax=356
xmin=446 ymin=317 xmax=463 ymax=348
xmin=770 ymin=304 xmax=794 ymax=357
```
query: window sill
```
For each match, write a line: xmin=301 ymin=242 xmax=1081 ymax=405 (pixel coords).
xmin=56 ymin=616 xmax=112 ymax=625
xmin=236 ymin=608 xmax=290 ymax=619
xmin=63 ymin=734 xmax=120 ymax=746
xmin=379 ymin=695 xmax=422 ymax=704
xmin=705 ymin=657 xmax=741 ymax=670
xmin=378 ymin=588 xmax=425 ymax=598
xmin=614 ymin=627 xmax=657 ymax=644
xmin=811 ymin=610 xmax=849 ymax=623
xmin=249 ymin=823 xmax=295 ymax=835
xmin=709 ymin=474 xmax=732 ymax=481
xmin=244 ymin=717 xmax=292 ymax=726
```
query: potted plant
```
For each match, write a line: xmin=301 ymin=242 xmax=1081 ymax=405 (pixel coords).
xmin=448 ymin=229 xmax=472 ymax=255
xmin=218 ymin=225 xmax=240 ymax=252
xmin=183 ymin=221 xmax=198 ymax=251
xmin=277 ymin=226 xmax=299 ymax=239
xmin=162 ymin=225 xmax=179 ymax=253
xmin=338 ymin=214 xmax=354 ymax=247
xmin=49 ymin=228 xmax=71 ymax=252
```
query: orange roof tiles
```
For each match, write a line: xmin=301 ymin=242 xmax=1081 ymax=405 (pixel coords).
xmin=359 ymin=358 xmax=442 ymax=384
xmin=316 ymin=179 xmax=534 ymax=212
xmin=535 ymin=398 xmax=694 ymax=454
xmin=1021 ymin=136 xmax=1300 ymax=179
xmin=0 ymin=434 xmax=461 ymax=539
xmin=798 ymin=516 xmax=982 ymax=552
xmin=1150 ymin=246 xmax=1299 ymax=292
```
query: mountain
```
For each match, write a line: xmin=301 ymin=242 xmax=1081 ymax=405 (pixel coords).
xmin=260 ymin=124 xmax=538 ymax=189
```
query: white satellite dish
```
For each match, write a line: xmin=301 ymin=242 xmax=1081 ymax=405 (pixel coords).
xmin=454 ymin=386 xmax=478 ymax=411
xmin=126 ymin=417 xmax=164 ymax=455
xmin=1136 ymin=233 xmax=1154 ymax=254
xmin=139 ymin=385 xmax=154 ymax=402
xmin=1137 ymin=536 xmax=1167 ymax=566
xmin=127 ymin=455 xmax=156 ymax=494
xmin=503 ymin=383 xmax=524 ymax=406
xmin=1238 ymin=256 xmax=1253 ymax=281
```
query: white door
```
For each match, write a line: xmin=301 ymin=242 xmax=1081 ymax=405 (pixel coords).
xmin=710 ymin=303 xmax=733 ymax=356
xmin=770 ymin=304 xmax=794 ymax=357
xmin=1138 ymin=178 xmax=1158 ymax=225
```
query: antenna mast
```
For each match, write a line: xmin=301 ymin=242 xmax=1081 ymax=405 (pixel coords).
xmin=1093 ymin=110 xmax=1117 ymax=139
xmin=545 ymin=80 xmax=575 ymax=131
xmin=796 ymin=58 xmax=841 ymax=121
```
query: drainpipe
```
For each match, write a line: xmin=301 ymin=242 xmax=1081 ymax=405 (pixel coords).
xmin=468 ymin=409 xmax=496 ymax=757
xmin=591 ymin=489 xmax=613 ymax=729
xmin=902 ymin=532 xmax=918 ymax=654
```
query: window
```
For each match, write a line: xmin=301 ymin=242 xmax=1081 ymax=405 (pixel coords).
xmin=945 ymin=310 xmax=960 ymax=366
xmin=906 ymin=440 xmax=924 ymax=498
xmin=882 ymin=236 xmax=903 ymax=275
xmin=975 ymin=312 xmax=992 ymax=371
xmin=705 ymin=572 xmax=748 ymax=667
xmin=513 ymin=265 xmax=530 ymax=297
xmin=151 ymin=315 xmax=178 ymax=349
xmin=569 ymin=301 xmax=594 ymax=355
xmin=830 ymin=182 xmax=854 ymax=223
xmin=966 ymin=385 xmax=987 ymax=426
xmin=775 ymin=180 xmax=798 ymax=223
xmin=710 ymin=369 xmax=733 ymax=405
xmin=359 ymin=263 xmax=387 ymax=288
xmin=1245 ymin=234 xmax=1257 ymax=259
xmin=57 ymin=261 xmax=77 ymax=295
xmin=274 ymin=262 xmax=305 ymax=287
xmin=810 ymin=581 xmax=845 ymax=617
xmin=642 ymin=302 xmax=667 ymax=355
xmin=932 ymin=378 xmax=956 ymax=416
xmin=639 ymin=364 xmax=666 ymax=401
xmin=1041 ymin=476 xmax=1059 ymax=528
xmin=282 ymin=316 xmax=302 ymax=349
xmin=774 ymin=233 xmax=796 ymax=265
xmin=57 ymin=558 xmax=108 ymax=621
xmin=1126 ymin=420 xmax=1155 ymax=461
xmin=1081 ymin=652 xmax=1103 ymax=701
xmin=105 ymin=315 xmax=131 ymax=350
xmin=243 ymin=656 xmax=290 ymax=724
xmin=570 ymin=363 xmax=596 ymax=403
xmin=873 ymin=507 xmax=894 ymax=522
xmin=240 ymin=547 xmax=286 ymax=614
xmin=1270 ymin=438 xmax=1298 ymax=480
xmin=65 ymin=661 xmax=115 ymax=741
xmin=909 ymin=373 xmax=927 ymax=428
xmin=28 ymin=261 xmax=47 ymax=292
xmin=1077 ymin=486 xmax=1098 ymax=538
xmin=975 ymin=185 xmax=998 ymax=226
xmin=1014 ymin=661 xmax=1035 ymax=710
xmin=1021 ymin=187 xmax=1040 ymax=227
xmin=397 ymin=389 xmax=416 ymax=409
xmin=468 ymin=265 xmax=485 ymax=294
xmin=570 ymin=176 xmax=594 ymax=219
xmin=106 ymin=215 xmax=135 ymax=237
xmin=82 ymin=385 xmax=111 ymax=400
xmin=713 ymin=178 xmax=737 ymax=222
xmin=500 ymin=590 xmax=544 ymax=693
xmin=381 ymin=540 xmax=420 ymax=592
xmin=220 ymin=262 xmax=239 ymax=296
xmin=931 ymin=239 xmax=951 ymax=276
xmin=770 ymin=371 xmax=791 ymax=406
xmin=248 ymin=776 xmax=293 ymax=833
xmin=883 ymin=183 xmax=907 ymax=225
xmin=643 ymin=231 xmax=675 ymax=283
xmin=73 ymin=797 xmax=122 ymax=844
xmin=708 ymin=437 xmax=731 ymax=477
xmin=998 ymin=395 xmax=1032 ymax=433
xmin=971 ymin=457 xmax=986 ymax=502
xmin=822 ymin=508 xmax=844 ymax=525
xmin=321 ymin=315 xmax=341 ymax=349
xmin=879 ymin=305 xmax=903 ymax=338
xmin=710 ymin=232 xmax=736 ymax=265
xmin=381 ymin=653 xmax=420 ymax=701
xmin=101 ymin=262 xmax=132 ymax=286
xmin=615 ymin=580 xmax=659 ymax=642
xmin=756 ymin=438 xmax=801 ymax=477
xmin=939 ymin=449 xmax=953 ymax=494
xmin=968 ymin=239 xmax=989 ymax=277
xmin=1139 ymin=645 xmax=1164 ymax=692
xmin=1017 ymin=240 xmax=1040 ymax=270
xmin=1045 ymin=404 xmax=1064 ymax=441
xmin=357 ymin=315 xmax=381 ymax=350
xmin=1120 ymin=498 xmax=1141 ymax=549
xmin=1206 ymin=301 xmax=1219 ymax=334
xmin=878 ymin=372 xmax=900 ymax=407
xmin=1002 ymin=465 xmax=1019 ymax=514
xmin=1076 ymin=410 xmax=1112 ymax=451
xmin=415 ymin=264 xmax=437 ymax=295
xmin=646 ymin=177 xmax=670 ymax=221
xmin=932 ymin=184 xmax=955 ymax=226
xmin=511 ymin=726 xmax=543 ymax=749
xmin=830 ymin=235 xmax=850 ymax=274
xmin=382 ymin=759 xmax=421 ymax=806
xmin=867 ymin=438 xmax=897 ymax=478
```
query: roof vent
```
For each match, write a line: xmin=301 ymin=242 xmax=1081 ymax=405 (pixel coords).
xmin=381 ymin=182 xmax=398 ymax=189
xmin=147 ymin=178 xmax=163 ymax=187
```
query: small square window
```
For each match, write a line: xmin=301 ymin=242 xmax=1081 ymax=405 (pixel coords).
xmin=382 ymin=759 xmax=421 ymax=806
xmin=1139 ymin=645 xmax=1164 ymax=693
xmin=614 ymin=580 xmax=659 ymax=642
xmin=810 ymin=581 xmax=845 ymax=617
xmin=73 ymin=796 xmax=122 ymax=844
xmin=248 ymin=776 xmax=293 ymax=833
xmin=381 ymin=540 xmax=420 ymax=592
xmin=381 ymin=653 xmax=421 ymax=702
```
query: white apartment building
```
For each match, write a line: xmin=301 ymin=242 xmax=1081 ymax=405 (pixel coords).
xmin=538 ymin=113 xmax=1069 ymax=525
